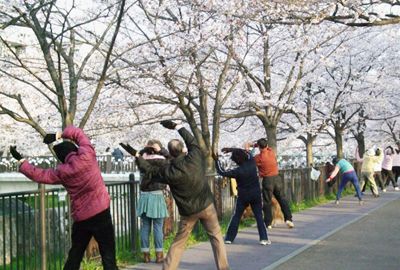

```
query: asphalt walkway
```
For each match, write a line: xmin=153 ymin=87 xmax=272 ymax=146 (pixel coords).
xmin=123 ymin=188 xmax=400 ymax=270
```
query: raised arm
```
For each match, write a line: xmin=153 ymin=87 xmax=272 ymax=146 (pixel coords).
xmin=62 ymin=125 xmax=95 ymax=156
xmin=215 ymin=159 xmax=240 ymax=179
xmin=19 ymin=162 xmax=62 ymax=185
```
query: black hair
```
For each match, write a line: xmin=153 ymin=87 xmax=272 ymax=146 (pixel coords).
xmin=53 ymin=141 xmax=78 ymax=163
xmin=231 ymin=149 xmax=249 ymax=165
xmin=332 ymin=156 xmax=338 ymax=165
xmin=256 ymin=138 xmax=268 ymax=149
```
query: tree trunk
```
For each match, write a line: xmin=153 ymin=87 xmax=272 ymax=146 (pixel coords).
xmin=305 ymin=135 xmax=315 ymax=167
xmin=354 ymin=132 xmax=365 ymax=158
xmin=265 ymin=125 xmax=278 ymax=153
xmin=334 ymin=126 xmax=344 ymax=159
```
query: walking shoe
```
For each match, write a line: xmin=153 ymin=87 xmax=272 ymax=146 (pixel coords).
xmin=224 ymin=240 xmax=232 ymax=244
xmin=267 ymin=225 xmax=272 ymax=229
xmin=143 ymin=252 xmax=150 ymax=263
xmin=260 ymin=240 xmax=271 ymax=245
xmin=286 ymin=220 xmax=295 ymax=228
xmin=335 ymin=200 xmax=340 ymax=205
xmin=382 ymin=189 xmax=387 ymax=192
xmin=373 ymin=194 xmax=380 ymax=198
xmin=359 ymin=200 xmax=364 ymax=206
xmin=395 ymin=187 xmax=399 ymax=191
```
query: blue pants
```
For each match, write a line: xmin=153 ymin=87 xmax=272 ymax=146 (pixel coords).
xmin=225 ymin=192 xmax=268 ymax=242
xmin=140 ymin=214 xmax=164 ymax=252
xmin=337 ymin=171 xmax=362 ymax=201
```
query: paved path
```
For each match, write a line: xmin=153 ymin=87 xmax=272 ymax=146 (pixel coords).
xmin=123 ymin=189 xmax=400 ymax=270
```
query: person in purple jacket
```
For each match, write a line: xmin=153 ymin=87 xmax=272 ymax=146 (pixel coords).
xmin=9 ymin=125 xmax=118 ymax=270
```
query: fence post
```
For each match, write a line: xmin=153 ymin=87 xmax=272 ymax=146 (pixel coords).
xmin=106 ymin=155 xmax=112 ymax=174
xmin=128 ymin=173 xmax=138 ymax=253
xmin=39 ymin=184 xmax=46 ymax=270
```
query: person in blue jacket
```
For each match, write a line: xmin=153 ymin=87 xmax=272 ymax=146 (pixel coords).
xmin=213 ymin=148 xmax=270 ymax=245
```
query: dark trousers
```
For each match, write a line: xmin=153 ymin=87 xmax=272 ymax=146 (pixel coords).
xmin=372 ymin=171 xmax=385 ymax=190
xmin=63 ymin=208 xmax=118 ymax=270
xmin=382 ymin=168 xmax=398 ymax=188
xmin=225 ymin=191 xmax=268 ymax=242
xmin=392 ymin=166 xmax=400 ymax=184
xmin=261 ymin=175 xmax=292 ymax=227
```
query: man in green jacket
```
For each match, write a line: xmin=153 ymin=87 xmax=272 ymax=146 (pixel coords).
xmin=120 ymin=120 xmax=229 ymax=270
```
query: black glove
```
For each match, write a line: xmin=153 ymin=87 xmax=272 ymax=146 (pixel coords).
xmin=119 ymin=143 xmax=137 ymax=156
xmin=160 ymin=120 xmax=177 ymax=130
xmin=10 ymin=146 xmax=23 ymax=161
xmin=43 ymin=133 xmax=57 ymax=144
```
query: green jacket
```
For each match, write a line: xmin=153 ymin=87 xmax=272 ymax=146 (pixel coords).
xmin=136 ymin=127 xmax=214 ymax=216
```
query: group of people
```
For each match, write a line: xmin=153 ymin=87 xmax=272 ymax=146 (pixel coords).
xmin=11 ymin=120 xmax=400 ymax=270
xmin=9 ymin=120 xmax=297 ymax=270
xmin=326 ymin=145 xmax=400 ymax=205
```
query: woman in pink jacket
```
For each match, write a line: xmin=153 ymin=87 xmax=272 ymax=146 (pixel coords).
xmin=10 ymin=125 xmax=118 ymax=270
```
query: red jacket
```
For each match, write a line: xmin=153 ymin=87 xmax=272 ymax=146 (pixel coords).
xmin=254 ymin=147 xmax=279 ymax=177
xmin=19 ymin=125 xmax=110 ymax=222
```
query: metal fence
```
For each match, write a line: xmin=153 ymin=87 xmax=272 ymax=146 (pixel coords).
xmin=0 ymin=166 xmax=334 ymax=270
xmin=0 ymin=181 xmax=136 ymax=270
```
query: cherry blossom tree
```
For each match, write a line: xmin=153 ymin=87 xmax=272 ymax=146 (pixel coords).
xmin=0 ymin=0 xmax=126 ymax=139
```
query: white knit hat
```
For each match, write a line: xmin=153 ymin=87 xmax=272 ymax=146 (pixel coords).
xmin=366 ymin=148 xmax=375 ymax=156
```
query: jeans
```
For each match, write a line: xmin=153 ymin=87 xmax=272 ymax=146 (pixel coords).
xmin=261 ymin=175 xmax=292 ymax=227
xmin=225 ymin=191 xmax=268 ymax=242
xmin=63 ymin=208 xmax=118 ymax=270
xmin=337 ymin=171 xmax=362 ymax=200
xmin=163 ymin=204 xmax=229 ymax=270
xmin=140 ymin=214 xmax=164 ymax=252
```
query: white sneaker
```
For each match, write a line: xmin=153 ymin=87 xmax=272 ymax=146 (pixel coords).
xmin=395 ymin=187 xmax=399 ymax=191
xmin=335 ymin=200 xmax=340 ymax=205
xmin=382 ymin=189 xmax=387 ymax=193
xmin=260 ymin=240 xmax=271 ymax=245
xmin=267 ymin=225 xmax=272 ymax=229
xmin=359 ymin=200 xmax=364 ymax=206
xmin=286 ymin=220 xmax=294 ymax=228
xmin=224 ymin=240 xmax=232 ymax=244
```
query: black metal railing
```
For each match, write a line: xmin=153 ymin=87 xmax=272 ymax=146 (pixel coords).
xmin=0 ymin=181 xmax=137 ymax=270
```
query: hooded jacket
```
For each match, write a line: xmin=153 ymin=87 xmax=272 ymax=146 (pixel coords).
xmin=136 ymin=127 xmax=214 ymax=216
xmin=360 ymin=149 xmax=383 ymax=173
xmin=19 ymin=125 xmax=110 ymax=222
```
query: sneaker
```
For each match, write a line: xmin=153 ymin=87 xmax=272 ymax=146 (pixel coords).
xmin=224 ymin=240 xmax=232 ymax=244
xmin=395 ymin=187 xmax=399 ymax=191
xmin=359 ymin=200 xmax=364 ymax=206
xmin=335 ymin=200 xmax=340 ymax=205
xmin=267 ymin=225 xmax=272 ymax=229
xmin=260 ymin=240 xmax=271 ymax=245
xmin=373 ymin=194 xmax=380 ymax=198
xmin=286 ymin=220 xmax=294 ymax=228
xmin=382 ymin=189 xmax=387 ymax=193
